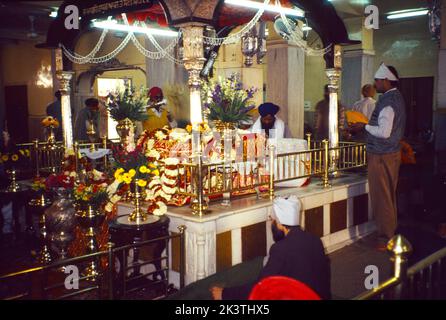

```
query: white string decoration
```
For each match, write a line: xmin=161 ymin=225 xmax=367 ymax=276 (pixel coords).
xmin=203 ymin=0 xmax=271 ymax=45
xmin=60 ymin=0 xmax=332 ymax=65
xmin=275 ymin=0 xmax=331 ymax=56
xmin=122 ymin=13 xmax=183 ymax=65
xmin=62 ymin=31 xmax=133 ymax=64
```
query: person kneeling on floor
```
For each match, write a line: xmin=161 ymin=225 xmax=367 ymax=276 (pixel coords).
xmin=210 ymin=196 xmax=331 ymax=300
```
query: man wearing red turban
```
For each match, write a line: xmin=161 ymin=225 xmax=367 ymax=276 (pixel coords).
xmin=142 ymin=87 xmax=177 ymax=132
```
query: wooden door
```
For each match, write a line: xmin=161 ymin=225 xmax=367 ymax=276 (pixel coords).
xmin=4 ymin=85 xmax=29 ymax=144
xmin=399 ymin=77 xmax=434 ymax=139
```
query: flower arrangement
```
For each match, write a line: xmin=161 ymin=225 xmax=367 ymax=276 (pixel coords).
xmin=106 ymin=86 xmax=149 ymax=122
xmin=73 ymin=183 xmax=109 ymax=209
xmin=45 ymin=171 xmax=76 ymax=190
xmin=0 ymin=148 xmax=31 ymax=169
xmin=41 ymin=116 xmax=60 ymax=128
xmin=201 ymin=74 xmax=257 ymax=127
xmin=111 ymin=144 xmax=160 ymax=188
xmin=32 ymin=176 xmax=47 ymax=193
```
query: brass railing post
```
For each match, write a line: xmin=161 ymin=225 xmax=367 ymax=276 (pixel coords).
xmin=102 ymin=136 xmax=108 ymax=170
xmin=322 ymin=140 xmax=331 ymax=188
xmin=387 ymin=234 xmax=413 ymax=298
xmin=107 ymin=242 xmax=114 ymax=300
xmin=73 ymin=142 xmax=80 ymax=184
xmin=178 ymin=225 xmax=187 ymax=289
xmin=306 ymin=133 xmax=312 ymax=150
xmin=33 ymin=139 xmax=40 ymax=178
xmin=191 ymin=153 xmax=208 ymax=216
xmin=268 ymin=144 xmax=275 ymax=200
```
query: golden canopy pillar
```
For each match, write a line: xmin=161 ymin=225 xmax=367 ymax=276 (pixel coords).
xmin=181 ymin=25 xmax=206 ymax=128
xmin=160 ymin=0 xmax=220 ymax=128
xmin=54 ymin=48 xmax=75 ymax=153
xmin=326 ymin=45 xmax=342 ymax=174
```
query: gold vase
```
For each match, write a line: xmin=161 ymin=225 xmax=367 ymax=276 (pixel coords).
xmin=128 ymin=179 xmax=147 ymax=224
xmin=116 ymin=118 xmax=135 ymax=146
xmin=213 ymin=120 xmax=236 ymax=132
xmin=47 ymin=125 xmax=56 ymax=144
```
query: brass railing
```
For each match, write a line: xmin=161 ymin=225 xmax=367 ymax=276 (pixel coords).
xmin=175 ymin=137 xmax=367 ymax=215
xmin=354 ymin=236 xmax=446 ymax=300
xmin=0 ymin=226 xmax=186 ymax=300
xmin=16 ymin=138 xmax=118 ymax=176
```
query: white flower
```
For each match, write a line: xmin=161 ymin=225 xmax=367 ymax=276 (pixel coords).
xmin=69 ymin=171 xmax=77 ymax=178
xmin=107 ymin=179 xmax=121 ymax=197
xmin=92 ymin=169 xmax=105 ymax=181
xmin=147 ymin=149 xmax=160 ymax=160
xmin=164 ymin=157 xmax=179 ymax=166
xmin=146 ymin=139 xmax=155 ymax=150
xmin=161 ymin=174 xmax=177 ymax=186
xmin=162 ymin=184 xmax=177 ymax=195
xmin=110 ymin=194 xmax=121 ymax=204
xmin=148 ymin=176 xmax=162 ymax=189
xmin=164 ymin=168 xmax=180 ymax=178
xmin=105 ymin=202 xmax=114 ymax=213
xmin=153 ymin=201 xmax=167 ymax=216
xmin=155 ymin=130 xmax=167 ymax=140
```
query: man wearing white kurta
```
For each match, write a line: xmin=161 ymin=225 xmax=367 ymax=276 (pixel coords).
xmin=349 ymin=63 xmax=406 ymax=246
xmin=351 ymin=84 xmax=376 ymax=121
xmin=250 ymin=102 xmax=291 ymax=139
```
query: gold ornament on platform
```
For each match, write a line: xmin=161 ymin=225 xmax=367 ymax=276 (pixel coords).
xmin=76 ymin=204 xmax=105 ymax=281
xmin=128 ymin=178 xmax=147 ymax=224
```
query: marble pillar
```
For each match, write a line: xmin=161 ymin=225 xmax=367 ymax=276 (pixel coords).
xmin=145 ymin=37 xmax=188 ymax=89
xmin=54 ymin=49 xmax=74 ymax=152
xmin=266 ymin=40 xmax=305 ymax=139
xmin=341 ymin=49 xmax=375 ymax=107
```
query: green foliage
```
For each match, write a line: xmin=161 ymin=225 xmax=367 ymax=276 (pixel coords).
xmin=201 ymin=74 xmax=257 ymax=126
xmin=106 ymin=86 xmax=149 ymax=122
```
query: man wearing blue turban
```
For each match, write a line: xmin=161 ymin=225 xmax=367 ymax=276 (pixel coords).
xmin=250 ymin=102 xmax=290 ymax=139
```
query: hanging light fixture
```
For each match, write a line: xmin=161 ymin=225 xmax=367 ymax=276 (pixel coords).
xmin=241 ymin=27 xmax=258 ymax=67
xmin=256 ymin=21 xmax=267 ymax=64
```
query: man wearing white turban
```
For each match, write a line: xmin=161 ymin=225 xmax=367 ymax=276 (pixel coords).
xmin=210 ymin=196 xmax=331 ymax=300
xmin=348 ymin=63 xmax=406 ymax=248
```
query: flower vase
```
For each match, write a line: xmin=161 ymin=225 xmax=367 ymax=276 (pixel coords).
xmin=213 ymin=120 xmax=236 ymax=132
xmin=46 ymin=125 xmax=56 ymax=144
xmin=45 ymin=189 xmax=76 ymax=257
xmin=116 ymin=118 xmax=135 ymax=149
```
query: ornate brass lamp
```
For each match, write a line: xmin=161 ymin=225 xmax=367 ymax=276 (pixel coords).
xmin=5 ymin=170 xmax=23 ymax=193
xmin=86 ymin=120 xmax=97 ymax=152
xmin=29 ymin=196 xmax=53 ymax=264
xmin=76 ymin=204 xmax=105 ymax=281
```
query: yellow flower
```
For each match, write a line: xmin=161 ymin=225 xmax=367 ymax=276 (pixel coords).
xmin=128 ymin=169 xmax=136 ymax=177
xmin=137 ymin=180 xmax=147 ymax=187
xmin=149 ymin=163 xmax=157 ymax=169
xmin=152 ymin=169 xmax=160 ymax=176
xmin=2 ymin=155 xmax=8 ymax=162
xmin=114 ymin=168 xmax=125 ymax=180
xmin=139 ymin=166 xmax=148 ymax=173
xmin=122 ymin=173 xmax=132 ymax=184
